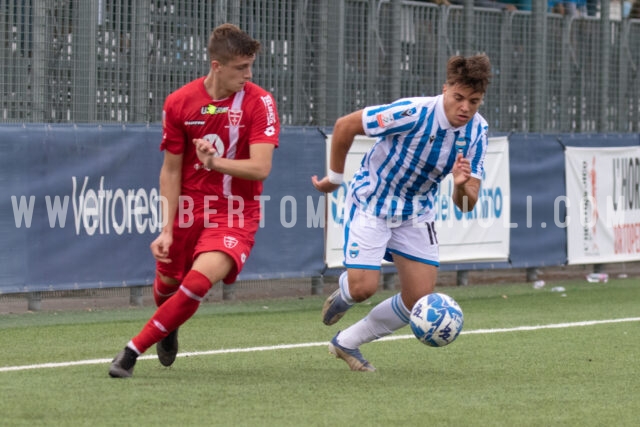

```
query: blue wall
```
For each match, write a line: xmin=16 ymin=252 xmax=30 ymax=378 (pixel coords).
xmin=0 ymin=125 xmax=637 ymax=293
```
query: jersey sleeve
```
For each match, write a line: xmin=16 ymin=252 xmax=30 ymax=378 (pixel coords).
xmin=247 ymin=92 xmax=280 ymax=148
xmin=159 ymin=93 xmax=186 ymax=154
xmin=361 ymin=98 xmax=421 ymax=138
xmin=468 ymin=122 xmax=488 ymax=179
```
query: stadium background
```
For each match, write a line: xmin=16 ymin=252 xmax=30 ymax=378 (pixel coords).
xmin=1 ymin=0 xmax=639 ymax=310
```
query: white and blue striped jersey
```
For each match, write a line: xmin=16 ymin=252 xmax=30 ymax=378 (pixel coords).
xmin=352 ymin=94 xmax=488 ymax=221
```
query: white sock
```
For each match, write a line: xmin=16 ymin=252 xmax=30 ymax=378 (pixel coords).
xmin=337 ymin=293 xmax=410 ymax=349
xmin=126 ymin=340 xmax=141 ymax=355
xmin=338 ymin=271 xmax=355 ymax=305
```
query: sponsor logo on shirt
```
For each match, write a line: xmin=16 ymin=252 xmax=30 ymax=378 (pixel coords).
xmin=201 ymin=104 xmax=229 ymax=115
xmin=376 ymin=112 xmax=394 ymax=128
xmin=184 ymin=120 xmax=205 ymax=126
xmin=260 ymin=95 xmax=276 ymax=125
xmin=264 ymin=126 xmax=276 ymax=137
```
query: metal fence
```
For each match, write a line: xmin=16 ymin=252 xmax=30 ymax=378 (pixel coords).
xmin=1 ymin=0 xmax=638 ymax=132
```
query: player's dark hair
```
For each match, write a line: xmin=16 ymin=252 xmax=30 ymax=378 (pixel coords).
xmin=207 ymin=23 xmax=261 ymax=64
xmin=446 ymin=54 xmax=492 ymax=94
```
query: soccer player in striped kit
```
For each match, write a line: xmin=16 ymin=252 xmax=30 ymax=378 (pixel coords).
xmin=312 ymin=54 xmax=491 ymax=371
xmin=109 ymin=24 xmax=280 ymax=378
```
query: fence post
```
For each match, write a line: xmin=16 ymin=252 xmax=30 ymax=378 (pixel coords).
xmin=382 ymin=273 xmax=396 ymax=290
xmin=436 ymin=4 xmax=448 ymax=85
xmin=129 ymin=286 xmax=144 ymax=307
xmin=598 ymin=0 xmax=611 ymax=132
xmin=27 ymin=292 xmax=42 ymax=312
xmin=223 ymin=282 xmax=236 ymax=301
xmin=457 ymin=270 xmax=469 ymax=286
xmin=293 ymin=0 xmax=307 ymax=125
xmin=618 ymin=19 xmax=630 ymax=132
xmin=366 ymin=0 xmax=380 ymax=106
xmin=463 ymin=0 xmax=474 ymax=56
xmin=73 ymin=1 xmax=98 ymax=122
xmin=530 ymin=0 xmax=547 ymax=132
xmin=318 ymin=0 xmax=345 ymax=124
xmin=131 ymin=2 xmax=150 ymax=122
xmin=559 ymin=15 xmax=573 ymax=132
xmin=32 ymin=0 xmax=46 ymax=122
xmin=311 ymin=276 xmax=324 ymax=295
xmin=390 ymin=0 xmax=402 ymax=100
xmin=499 ymin=11 xmax=512 ymax=131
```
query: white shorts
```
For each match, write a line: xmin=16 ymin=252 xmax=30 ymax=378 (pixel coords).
xmin=342 ymin=194 xmax=439 ymax=270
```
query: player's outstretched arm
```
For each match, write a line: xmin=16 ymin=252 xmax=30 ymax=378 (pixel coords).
xmin=312 ymin=110 xmax=364 ymax=193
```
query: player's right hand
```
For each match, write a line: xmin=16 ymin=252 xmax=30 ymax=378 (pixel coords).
xmin=311 ymin=175 xmax=341 ymax=193
xmin=193 ymin=138 xmax=219 ymax=170
xmin=452 ymin=152 xmax=471 ymax=186
xmin=150 ymin=232 xmax=173 ymax=263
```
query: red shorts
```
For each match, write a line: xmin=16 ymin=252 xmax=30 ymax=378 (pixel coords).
xmin=156 ymin=206 xmax=260 ymax=284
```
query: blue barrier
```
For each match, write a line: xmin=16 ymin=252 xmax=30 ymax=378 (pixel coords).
xmin=0 ymin=125 xmax=637 ymax=293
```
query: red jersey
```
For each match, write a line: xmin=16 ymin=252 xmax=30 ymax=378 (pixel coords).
xmin=160 ymin=78 xmax=280 ymax=211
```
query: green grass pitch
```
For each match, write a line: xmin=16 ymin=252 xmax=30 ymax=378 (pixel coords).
xmin=1 ymin=278 xmax=639 ymax=426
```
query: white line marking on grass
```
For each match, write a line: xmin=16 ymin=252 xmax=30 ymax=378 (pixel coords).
xmin=2 ymin=317 xmax=639 ymax=373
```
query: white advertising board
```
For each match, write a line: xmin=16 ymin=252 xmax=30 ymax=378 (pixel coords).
xmin=565 ymin=146 xmax=640 ymax=264
xmin=324 ymin=136 xmax=511 ymax=268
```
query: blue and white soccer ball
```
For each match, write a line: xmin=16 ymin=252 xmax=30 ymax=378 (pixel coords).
xmin=410 ymin=293 xmax=464 ymax=347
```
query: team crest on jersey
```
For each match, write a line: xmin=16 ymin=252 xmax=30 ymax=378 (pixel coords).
xmin=228 ymin=110 xmax=243 ymax=127
xmin=224 ymin=236 xmax=238 ymax=248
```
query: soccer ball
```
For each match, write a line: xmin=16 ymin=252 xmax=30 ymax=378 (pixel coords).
xmin=410 ymin=293 xmax=464 ymax=347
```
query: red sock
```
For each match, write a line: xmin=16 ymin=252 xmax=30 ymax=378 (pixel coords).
xmin=153 ymin=273 xmax=179 ymax=307
xmin=131 ymin=270 xmax=211 ymax=354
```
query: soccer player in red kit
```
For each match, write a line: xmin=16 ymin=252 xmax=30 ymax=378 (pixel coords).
xmin=109 ymin=23 xmax=280 ymax=378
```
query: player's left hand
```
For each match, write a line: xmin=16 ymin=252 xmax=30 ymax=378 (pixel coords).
xmin=452 ymin=153 xmax=471 ymax=186
xmin=311 ymin=175 xmax=341 ymax=193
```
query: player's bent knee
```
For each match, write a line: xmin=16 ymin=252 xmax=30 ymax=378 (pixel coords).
xmin=347 ymin=269 xmax=380 ymax=301
xmin=349 ymin=281 xmax=379 ymax=302
xmin=181 ymin=270 xmax=213 ymax=299
xmin=157 ymin=272 xmax=179 ymax=286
